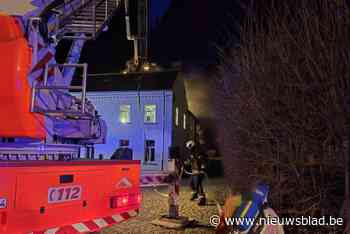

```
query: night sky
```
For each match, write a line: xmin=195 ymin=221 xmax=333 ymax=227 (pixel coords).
xmin=73 ymin=0 xmax=240 ymax=72
xmin=150 ymin=0 xmax=171 ymax=28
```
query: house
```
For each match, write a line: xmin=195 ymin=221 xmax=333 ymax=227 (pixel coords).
xmin=77 ymin=70 xmax=196 ymax=171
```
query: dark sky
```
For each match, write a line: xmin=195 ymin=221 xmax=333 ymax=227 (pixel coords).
xmin=151 ymin=0 xmax=241 ymax=68
xmin=58 ymin=0 xmax=241 ymax=73
xmin=57 ymin=0 xmax=172 ymax=74
xmin=78 ymin=0 xmax=239 ymax=70
xmin=150 ymin=0 xmax=171 ymax=28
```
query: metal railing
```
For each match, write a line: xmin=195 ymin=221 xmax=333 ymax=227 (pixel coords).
xmin=57 ymin=0 xmax=121 ymax=39
xmin=31 ymin=63 xmax=89 ymax=117
xmin=0 ymin=143 xmax=81 ymax=161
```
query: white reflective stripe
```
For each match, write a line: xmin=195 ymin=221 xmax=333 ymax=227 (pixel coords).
xmin=72 ymin=223 xmax=90 ymax=232
xmin=44 ymin=227 xmax=59 ymax=234
xmin=93 ymin=218 xmax=109 ymax=228
xmin=112 ymin=214 xmax=124 ymax=222
xmin=141 ymin=183 xmax=168 ymax=187
xmin=128 ymin=210 xmax=138 ymax=217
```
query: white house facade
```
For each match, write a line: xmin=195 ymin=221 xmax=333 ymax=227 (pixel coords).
xmin=85 ymin=91 xmax=173 ymax=171
xmin=74 ymin=70 xmax=196 ymax=172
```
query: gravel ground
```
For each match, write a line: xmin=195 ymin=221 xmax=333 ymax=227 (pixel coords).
xmin=101 ymin=177 xmax=229 ymax=234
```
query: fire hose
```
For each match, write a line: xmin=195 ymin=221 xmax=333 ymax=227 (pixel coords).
xmin=151 ymin=165 xmax=185 ymax=198
xmin=152 ymin=163 xmax=217 ymax=205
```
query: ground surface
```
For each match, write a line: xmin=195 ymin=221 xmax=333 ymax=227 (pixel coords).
xmin=102 ymin=178 xmax=229 ymax=234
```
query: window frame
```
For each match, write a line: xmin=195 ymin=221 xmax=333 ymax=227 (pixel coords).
xmin=144 ymin=104 xmax=157 ymax=124
xmin=144 ymin=140 xmax=156 ymax=163
xmin=119 ymin=104 xmax=131 ymax=124
xmin=175 ymin=107 xmax=179 ymax=126
xmin=183 ymin=113 xmax=187 ymax=130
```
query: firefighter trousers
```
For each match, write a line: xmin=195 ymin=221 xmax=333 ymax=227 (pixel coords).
xmin=190 ymin=173 xmax=205 ymax=196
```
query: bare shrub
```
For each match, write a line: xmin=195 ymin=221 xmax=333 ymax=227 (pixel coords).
xmin=215 ymin=0 xmax=350 ymax=233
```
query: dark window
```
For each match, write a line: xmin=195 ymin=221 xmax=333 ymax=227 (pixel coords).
xmin=144 ymin=140 xmax=155 ymax=162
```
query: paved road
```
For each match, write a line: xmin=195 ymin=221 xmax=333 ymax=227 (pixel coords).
xmin=102 ymin=178 xmax=228 ymax=234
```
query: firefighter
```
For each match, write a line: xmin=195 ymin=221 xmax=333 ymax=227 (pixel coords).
xmin=185 ymin=140 xmax=207 ymax=206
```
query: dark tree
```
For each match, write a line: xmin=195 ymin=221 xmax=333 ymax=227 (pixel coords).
xmin=215 ymin=1 xmax=350 ymax=233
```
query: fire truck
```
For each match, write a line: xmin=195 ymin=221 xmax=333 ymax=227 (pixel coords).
xmin=0 ymin=0 xmax=155 ymax=233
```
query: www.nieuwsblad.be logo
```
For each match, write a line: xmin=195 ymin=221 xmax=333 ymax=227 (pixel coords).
xmin=209 ymin=214 xmax=344 ymax=227
xmin=222 ymin=216 xmax=344 ymax=227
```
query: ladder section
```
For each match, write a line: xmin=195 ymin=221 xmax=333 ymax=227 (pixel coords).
xmin=30 ymin=63 xmax=96 ymax=120
xmin=59 ymin=0 xmax=122 ymax=39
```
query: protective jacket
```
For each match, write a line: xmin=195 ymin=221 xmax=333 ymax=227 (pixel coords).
xmin=185 ymin=147 xmax=207 ymax=174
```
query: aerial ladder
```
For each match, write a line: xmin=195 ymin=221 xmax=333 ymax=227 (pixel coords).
xmin=0 ymin=0 xmax=155 ymax=158
xmin=123 ymin=0 xmax=160 ymax=73
xmin=0 ymin=0 xmax=149 ymax=233
xmin=0 ymin=0 xmax=125 ymax=158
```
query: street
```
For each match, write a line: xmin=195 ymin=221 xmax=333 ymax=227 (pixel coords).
xmin=102 ymin=178 xmax=228 ymax=234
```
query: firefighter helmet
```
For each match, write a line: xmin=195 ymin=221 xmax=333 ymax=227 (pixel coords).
xmin=186 ymin=140 xmax=195 ymax=149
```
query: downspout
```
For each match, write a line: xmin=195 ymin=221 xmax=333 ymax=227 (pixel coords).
xmin=161 ymin=90 xmax=166 ymax=171
xmin=136 ymin=77 xmax=145 ymax=164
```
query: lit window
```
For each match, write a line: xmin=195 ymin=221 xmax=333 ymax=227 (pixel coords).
xmin=144 ymin=140 xmax=155 ymax=162
xmin=175 ymin=107 xmax=179 ymax=126
xmin=119 ymin=105 xmax=131 ymax=123
xmin=183 ymin=113 xmax=187 ymax=129
xmin=144 ymin=105 xmax=156 ymax=123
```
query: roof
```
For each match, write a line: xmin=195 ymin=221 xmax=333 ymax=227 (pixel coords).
xmin=74 ymin=70 xmax=179 ymax=92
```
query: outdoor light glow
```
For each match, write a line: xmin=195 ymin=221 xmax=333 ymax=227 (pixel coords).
xmin=175 ymin=107 xmax=179 ymax=126
xmin=120 ymin=117 xmax=128 ymax=124
xmin=183 ymin=114 xmax=186 ymax=130
xmin=137 ymin=193 xmax=142 ymax=203
xmin=121 ymin=196 xmax=128 ymax=205
xmin=143 ymin=64 xmax=150 ymax=71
